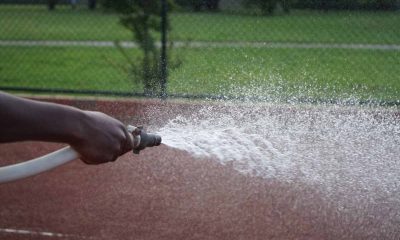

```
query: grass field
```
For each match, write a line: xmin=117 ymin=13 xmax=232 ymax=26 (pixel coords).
xmin=171 ymin=47 xmax=400 ymax=101
xmin=0 ymin=5 xmax=131 ymax=41
xmin=1 ymin=5 xmax=400 ymax=44
xmin=0 ymin=46 xmax=142 ymax=91
xmin=171 ymin=11 xmax=400 ymax=44
xmin=1 ymin=46 xmax=398 ymax=101
xmin=0 ymin=5 xmax=399 ymax=103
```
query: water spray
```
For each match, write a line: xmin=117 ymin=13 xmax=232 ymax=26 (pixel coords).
xmin=0 ymin=125 xmax=162 ymax=184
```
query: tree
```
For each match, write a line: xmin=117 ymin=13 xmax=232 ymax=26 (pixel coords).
xmin=48 ymin=0 xmax=57 ymax=10
xmin=88 ymin=0 xmax=97 ymax=10
xmin=102 ymin=0 xmax=173 ymax=96
xmin=293 ymin=0 xmax=399 ymax=10
xmin=175 ymin=0 xmax=220 ymax=11
xmin=243 ymin=0 xmax=292 ymax=15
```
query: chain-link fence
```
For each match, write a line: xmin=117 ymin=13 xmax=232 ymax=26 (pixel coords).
xmin=0 ymin=0 xmax=399 ymax=104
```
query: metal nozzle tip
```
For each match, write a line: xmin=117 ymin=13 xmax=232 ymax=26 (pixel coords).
xmin=154 ymin=135 xmax=162 ymax=146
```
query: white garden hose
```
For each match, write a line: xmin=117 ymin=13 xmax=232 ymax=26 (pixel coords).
xmin=0 ymin=125 xmax=161 ymax=184
xmin=0 ymin=146 xmax=78 ymax=184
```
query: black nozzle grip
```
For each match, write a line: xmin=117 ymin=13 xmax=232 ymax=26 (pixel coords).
xmin=133 ymin=131 xmax=162 ymax=154
xmin=140 ymin=133 xmax=162 ymax=148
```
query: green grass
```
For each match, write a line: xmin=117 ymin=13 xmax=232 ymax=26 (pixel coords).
xmin=169 ymin=47 xmax=400 ymax=101
xmin=171 ymin=11 xmax=400 ymax=44
xmin=0 ymin=5 xmax=131 ymax=41
xmin=1 ymin=46 xmax=398 ymax=102
xmin=1 ymin=5 xmax=400 ymax=44
xmin=0 ymin=46 xmax=141 ymax=91
xmin=0 ymin=5 xmax=399 ymax=103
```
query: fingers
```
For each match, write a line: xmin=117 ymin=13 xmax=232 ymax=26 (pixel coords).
xmin=79 ymin=147 xmax=119 ymax=165
xmin=121 ymin=126 xmax=134 ymax=154
xmin=73 ymin=111 xmax=134 ymax=165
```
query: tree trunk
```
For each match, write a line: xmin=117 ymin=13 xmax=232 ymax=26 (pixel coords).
xmin=48 ymin=0 xmax=57 ymax=10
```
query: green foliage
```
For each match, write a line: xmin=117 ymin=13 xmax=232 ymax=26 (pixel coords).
xmin=47 ymin=0 xmax=58 ymax=10
xmin=294 ymin=0 xmax=399 ymax=10
xmin=174 ymin=0 xmax=220 ymax=11
xmin=243 ymin=0 xmax=292 ymax=15
xmin=101 ymin=0 xmax=172 ymax=96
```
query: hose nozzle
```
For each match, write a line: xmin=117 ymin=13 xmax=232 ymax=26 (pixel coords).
xmin=127 ymin=125 xmax=162 ymax=154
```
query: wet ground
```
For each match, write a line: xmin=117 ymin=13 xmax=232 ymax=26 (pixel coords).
xmin=0 ymin=97 xmax=399 ymax=240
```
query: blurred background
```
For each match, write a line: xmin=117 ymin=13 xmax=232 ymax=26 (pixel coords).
xmin=0 ymin=0 xmax=399 ymax=104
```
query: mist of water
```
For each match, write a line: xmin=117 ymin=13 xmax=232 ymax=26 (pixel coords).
xmin=155 ymin=84 xmax=400 ymax=211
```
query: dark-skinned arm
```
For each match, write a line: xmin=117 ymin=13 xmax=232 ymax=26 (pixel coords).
xmin=0 ymin=91 xmax=132 ymax=164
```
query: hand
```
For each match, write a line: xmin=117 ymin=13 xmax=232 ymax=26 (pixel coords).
xmin=70 ymin=111 xmax=133 ymax=164
xmin=0 ymin=92 xmax=134 ymax=164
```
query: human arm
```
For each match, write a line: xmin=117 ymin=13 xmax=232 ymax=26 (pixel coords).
xmin=0 ymin=91 xmax=133 ymax=164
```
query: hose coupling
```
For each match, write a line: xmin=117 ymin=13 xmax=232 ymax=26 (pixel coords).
xmin=127 ymin=125 xmax=162 ymax=154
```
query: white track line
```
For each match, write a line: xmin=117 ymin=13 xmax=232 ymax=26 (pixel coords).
xmin=0 ymin=227 xmax=87 ymax=239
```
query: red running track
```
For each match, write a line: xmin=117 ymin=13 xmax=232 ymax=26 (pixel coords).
xmin=0 ymin=97 xmax=397 ymax=240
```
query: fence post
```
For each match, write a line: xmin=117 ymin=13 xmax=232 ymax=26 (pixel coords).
xmin=160 ymin=0 xmax=168 ymax=99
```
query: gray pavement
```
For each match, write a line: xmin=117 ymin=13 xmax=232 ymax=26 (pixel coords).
xmin=1 ymin=40 xmax=400 ymax=50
